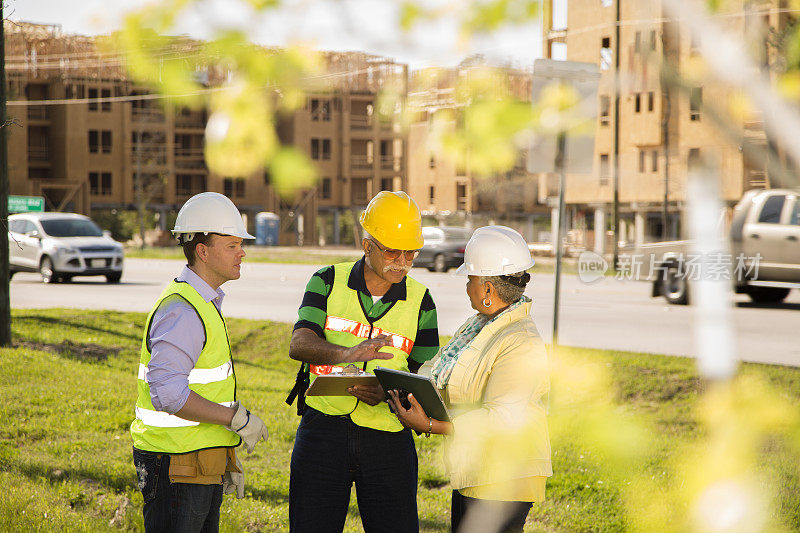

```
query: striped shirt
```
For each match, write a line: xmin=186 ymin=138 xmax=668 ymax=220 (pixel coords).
xmin=293 ymin=257 xmax=440 ymax=365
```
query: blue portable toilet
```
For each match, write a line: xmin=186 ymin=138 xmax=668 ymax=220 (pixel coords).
xmin=255 ymin=212 xmax=280 ymax=246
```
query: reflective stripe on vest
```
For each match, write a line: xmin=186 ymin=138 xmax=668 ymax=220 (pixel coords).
xmin=304 ymin=261 xmax=427 ymax=432
xmin=130 ymin=280 xmax=240 ymax=454
xmin=135 ymin=401 xmax=236 ymax=428
xmin=310 ymin=315 xmax=415 ymax=376
xmin=138 ymin=361 xmax=233 ymax=385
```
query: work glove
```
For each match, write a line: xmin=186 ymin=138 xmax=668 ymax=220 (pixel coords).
xmin=227 ymin=402 xmax=269 ymax=453
xmin=223 ymin=453 xmax=245 ymax=499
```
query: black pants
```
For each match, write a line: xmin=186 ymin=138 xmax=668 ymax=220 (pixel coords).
xmin=289 ymin=407 xmax=419 ymax=533
xmin=133 ymin=448 xmax=223 ymax=533
xmin=451 ymin=490 xmax=532 ymax=533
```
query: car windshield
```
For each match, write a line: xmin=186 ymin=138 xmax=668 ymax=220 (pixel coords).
xmin=40 ymin=218 xmax=103 ymax=237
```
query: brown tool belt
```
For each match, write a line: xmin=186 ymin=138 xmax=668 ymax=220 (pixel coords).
xmin=168 ymin=447 xmax=240 ymax=485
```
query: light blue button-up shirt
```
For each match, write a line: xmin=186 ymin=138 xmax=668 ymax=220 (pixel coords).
xmin=146 ymin=265 xmax=225 ymax=414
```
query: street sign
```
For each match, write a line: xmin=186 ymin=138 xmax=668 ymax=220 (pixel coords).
xmin=528 ymin=59 xmax=600 ymax=347
xmin=528 ymin=59 xmax=600 ymax=174
xmin=8 ymin=195 xmax=45 ymax=213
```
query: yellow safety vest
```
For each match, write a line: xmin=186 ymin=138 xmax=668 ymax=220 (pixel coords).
xmin=305 ymin=262 xmax=426 ymax=432
xmin=130 ymin=280 xmax=240 ymax=454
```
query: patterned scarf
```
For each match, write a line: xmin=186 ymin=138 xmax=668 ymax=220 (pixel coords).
xmin=430 ymin=296 xmax=531 ymax=389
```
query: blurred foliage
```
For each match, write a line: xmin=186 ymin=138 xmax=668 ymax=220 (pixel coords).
xmin=91 ymin=209 xmax=157 ymax=242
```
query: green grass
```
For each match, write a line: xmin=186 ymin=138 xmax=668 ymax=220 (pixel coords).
xmin=3 ymin=309 xmax=800 ymax=531
xmin=124 ymin=246 xmax=361 ymax=265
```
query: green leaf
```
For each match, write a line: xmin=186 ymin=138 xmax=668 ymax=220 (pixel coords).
xmin=399 ymin=2 xmax=424 ymax=32
xmin=269 ymin=147 xmax=318 ymax=197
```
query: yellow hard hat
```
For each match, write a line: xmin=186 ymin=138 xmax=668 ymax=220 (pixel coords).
xmin=359 ymin=191 xmax=424 ymax=250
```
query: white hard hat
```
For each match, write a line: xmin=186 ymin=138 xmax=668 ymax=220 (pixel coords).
xmin=172 ymin=192 xmax=255 ymax=242
xmin=455 ymin=225 xmax=535 ymax=276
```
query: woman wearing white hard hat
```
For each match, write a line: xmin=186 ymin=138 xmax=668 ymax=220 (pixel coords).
xmin=388 ymin=225 xmax=552 ymax=533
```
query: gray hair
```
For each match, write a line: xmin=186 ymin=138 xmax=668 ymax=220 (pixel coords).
xmin=480 ymin=272 xmax=529 ymax=304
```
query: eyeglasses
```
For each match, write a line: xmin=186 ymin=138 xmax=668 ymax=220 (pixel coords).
xmin=369 ymin=239 xmax=420 ymax=262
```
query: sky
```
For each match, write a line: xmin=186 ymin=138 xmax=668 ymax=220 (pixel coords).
xmin=7 ymin=0 xmax=553 ymax=70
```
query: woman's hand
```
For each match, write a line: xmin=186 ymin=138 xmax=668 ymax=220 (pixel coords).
xmin=387 ymin=390 xmax=430 ymax=433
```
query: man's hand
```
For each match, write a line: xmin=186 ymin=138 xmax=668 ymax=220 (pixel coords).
xmin=342 ymin=334 xmax=394 ymax=363
xmin=227 ymin=402 xmax=269 ymax=453
xmin=222 ymin=453 xmax=245 ymax=499
xmin=348 ymin=384 xmax=387 ymax=406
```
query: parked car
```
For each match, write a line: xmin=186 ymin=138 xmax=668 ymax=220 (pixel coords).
xmin=8 ymin=212 xmax=124 ymax=283
xmin=648 ymin=188 xmax=800 ymax=304
xmin=415 ymin=226 xmax=472 ymax=272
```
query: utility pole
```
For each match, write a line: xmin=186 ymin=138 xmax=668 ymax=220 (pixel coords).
xmin=1 ymin=7 xmax=12 ymax=347
xmin=612 ymin=0 xmax=621 ymax=267
xmin=136 ymin=131 xmax=145 ymax=250
xmin=660 ymin=13 xmax=671 ymax=242
xmin=551 ymin=132 xmax=567 ymax=346
xmin=662 ymin=83 xmax=671 ymax=241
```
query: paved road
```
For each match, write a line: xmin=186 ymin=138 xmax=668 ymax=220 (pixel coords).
xmin=10 ymin=258 xmax=800 ymax=366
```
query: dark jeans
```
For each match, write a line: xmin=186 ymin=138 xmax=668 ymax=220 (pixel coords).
xmin=289 ymin=407 xmax=419 ymax=533
xmin=451 ymin=490 xmax=532 ymax=533
xmin=133 ymin=448 xmax=223 ymax=533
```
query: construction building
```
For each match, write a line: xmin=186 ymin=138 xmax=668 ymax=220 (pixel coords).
xmin=4 ymin=22 xmax=408 ymax=246
xmin=541 ymin=0 xmax=796 ymax=253
xmin=407 ymin=62 xmax=553 ymax=242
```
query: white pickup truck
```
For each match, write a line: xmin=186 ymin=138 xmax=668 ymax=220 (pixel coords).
xmin=640 ymin=189 xmax=800 ymax=305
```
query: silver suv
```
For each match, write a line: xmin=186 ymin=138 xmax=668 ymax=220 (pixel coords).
xmin=8 ymin=212 xmax=124 ymax=283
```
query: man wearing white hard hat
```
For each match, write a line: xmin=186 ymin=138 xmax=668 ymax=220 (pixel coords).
xmin=130 ymin=192 xmax=269 ymax=532
xmin=388 ymin=225 xmax=553 ymax=533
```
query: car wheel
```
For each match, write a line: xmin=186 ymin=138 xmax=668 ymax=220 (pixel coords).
xmin=662 ymin=263 xmax=689 ymax=305
xmin=40 ymin=257 xmax=58 ymax=284
xmin=745 ymin=287 xmax=790 ymax=304
xmin=106 ymin=272 xmax=122 ymax=283
xmin=59 ymin=275 xmax=73 ymax=283
xmin=433 ymin=254 xmax=447 ymax=273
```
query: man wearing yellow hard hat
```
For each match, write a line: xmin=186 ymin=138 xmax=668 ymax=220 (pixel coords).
xmin=286 ymin=191 xmax=439 ymax=532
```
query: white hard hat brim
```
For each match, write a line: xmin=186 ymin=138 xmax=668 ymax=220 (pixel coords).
xmin=455 ymin=258 xmax=535 ymax=277
xmin=171 ymin=229 xmax=255 ymax=240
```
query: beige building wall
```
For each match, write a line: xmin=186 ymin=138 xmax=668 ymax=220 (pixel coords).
xmin=407 ymin=117 xmax=470 ymax=214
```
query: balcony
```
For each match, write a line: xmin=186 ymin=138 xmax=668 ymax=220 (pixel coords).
xmin=28 ymin=146 xmax=50 ymax=163
xmin=745 ymin=170 xmax=767 ymax=190
xmin=174 ymin=148 xmax=206 ymax=170
xmin=131 ymin=147 xmax=168 ymax=166
xmin=351 ymin=155 xmax=373 ymax=171
xmin=132 ymin=107 xmax=165 ymax=123
xmin=175 ymin=113 xmax=206 ymax=129
xmin=351 ymin=115 xmax=372 ymax=130
xmin=380 ymin=155 xmax=402 ymax=171
xmin=28 ymin=105 xmax=49 ymax=121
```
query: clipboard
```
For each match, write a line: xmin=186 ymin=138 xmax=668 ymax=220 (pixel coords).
xmin=373 ymin=367 xmax=451 ymax=422
xmin=305 ymin=368 xmax=379 ymax=396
